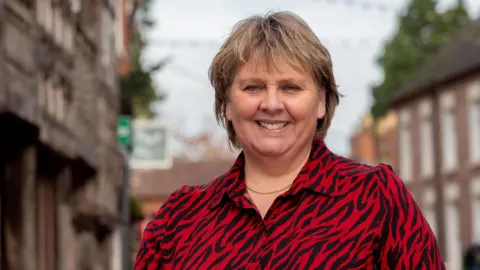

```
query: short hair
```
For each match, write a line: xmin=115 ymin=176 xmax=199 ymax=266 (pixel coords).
xmin=208 ymin=11 xmax=340 ymax=149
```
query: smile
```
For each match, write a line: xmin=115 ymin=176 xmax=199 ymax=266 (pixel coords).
xmin=256 ymin=121 xmax=289 ymax=130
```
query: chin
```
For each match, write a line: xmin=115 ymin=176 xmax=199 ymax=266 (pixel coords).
xmin=252 ymin=141 xmax=290 ymax=157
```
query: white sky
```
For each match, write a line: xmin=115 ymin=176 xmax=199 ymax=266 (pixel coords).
xmin=143 ymin=0 xmax=480 ymax=157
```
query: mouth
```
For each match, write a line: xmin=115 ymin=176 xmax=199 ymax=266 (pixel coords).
xmin=255 ymin=121 xmax=289 ymax=130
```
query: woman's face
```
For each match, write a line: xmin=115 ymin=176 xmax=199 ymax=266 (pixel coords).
xmin=226 ymin=58 xmax=325 ymax=157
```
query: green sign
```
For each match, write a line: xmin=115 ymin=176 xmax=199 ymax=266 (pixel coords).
xmin=130 ymin=121 xmax=170 ymax=168
xmin=117 ymin=116 xmax=132 ymax=146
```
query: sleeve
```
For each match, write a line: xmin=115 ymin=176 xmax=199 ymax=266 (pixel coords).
xmin=134 ymin=188 xmax=184 ymax=270
xmin=375 ymin=164 xmax=446 ymax=269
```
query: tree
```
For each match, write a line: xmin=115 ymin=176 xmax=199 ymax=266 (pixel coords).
xmin=120 ymin=0 xmax=171 ymax=118
xmin=370 ymin=0 xmax=469 ymax=119
xmin=368 ymin=0 xmax=468 ymax=164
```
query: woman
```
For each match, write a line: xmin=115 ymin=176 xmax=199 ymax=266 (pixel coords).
xmin=135 ymin=11 xmax=444 ymax=269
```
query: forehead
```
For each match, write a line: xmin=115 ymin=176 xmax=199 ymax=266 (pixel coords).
xmin=234 ymin=56 xmax=312 ymax=82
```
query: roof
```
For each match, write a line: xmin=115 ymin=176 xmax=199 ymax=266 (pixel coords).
xmin=131 ymin=158 xmax=235 ymax=199
xmin=391 ymin=18 xmax=480 ymax=105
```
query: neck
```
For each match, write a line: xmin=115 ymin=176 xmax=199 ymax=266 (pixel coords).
xmin=243 ymin=143 xmax=312 ymax=188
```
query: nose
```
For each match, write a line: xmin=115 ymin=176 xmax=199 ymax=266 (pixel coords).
xmin=259 ymin=87 xmax=284 ymax=113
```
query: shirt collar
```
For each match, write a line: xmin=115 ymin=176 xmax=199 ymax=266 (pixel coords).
xmin=208 ymin=141 xmax=347 ymax=210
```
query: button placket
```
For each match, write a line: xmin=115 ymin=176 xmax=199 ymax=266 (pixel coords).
xmin=248 ymin=222 xmax=266 ymax=268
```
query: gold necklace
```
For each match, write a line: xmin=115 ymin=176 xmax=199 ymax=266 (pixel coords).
xmin=246 ymin=184 xmax=292 ymax=195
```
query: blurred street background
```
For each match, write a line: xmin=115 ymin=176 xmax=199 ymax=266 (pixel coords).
xmin=0 ymin=0 xmax=480 ymax=269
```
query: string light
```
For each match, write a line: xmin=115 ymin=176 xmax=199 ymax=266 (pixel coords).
xmin=147 ymin=36 xmax=384 ymax=49
xmin=314 ymin=0 xmax=397 ymax=13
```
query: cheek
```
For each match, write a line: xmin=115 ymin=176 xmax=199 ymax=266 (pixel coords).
xmin=287 ymin=99 xmax=321 ymax=123
xmin=230 ymin=95 xmax=259 ymax=120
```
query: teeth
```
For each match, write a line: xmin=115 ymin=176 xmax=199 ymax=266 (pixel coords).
xmin=259 ymin=122 xmax=287 ymax=130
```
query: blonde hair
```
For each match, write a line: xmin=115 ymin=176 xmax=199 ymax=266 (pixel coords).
xmin=208 ymin=11 xmax=340 ymax=149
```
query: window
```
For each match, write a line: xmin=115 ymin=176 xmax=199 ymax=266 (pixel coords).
xmin=46 ymin=77 xmax=55 ymax=116
xmin=422 ymin=188 xmax=437 ymax=236
xmin=440 ymin=91 xmax=457 ymax=173
xmin=442 ymin=110 xmax=457 ymax=171
xmin=444 ymin=183 xmax=461 ymax=270
xmin=78 ymin=0 xmax=98 ymax=42
xmin=53 ymin=6 xmax=63 ymax=44
xmin=468 ymin=82 xmax=480 ymax=165
xmin=114 ymin=0 xmax=125 ymax=56
xmin=40 ymin=74 xmax=70 ymax=123
xmin=55 ymin=84 xmax=65 ymax=122
xmin=36 ymin=0 xmax=45 ymax=26
xmin=419 ymin=99 xmax=434 ymax=178
xmin=420 ymin=121 xmax=434 ymax=177
xmin=445 ymin=202 xmax=461 ymax=270
xmin=423 ymin=207 xmax=437 ymax=237
xmin=473 ymin=198 xmax=480 ymax=242
xmin=101 ymin=8 xmax=113 ymax=67
xmin=38 ymin=0 xmax=73 ymax=51
xmin=471 ymin=177 xmax=480 ymax=242
xmin=36 ymin=0 xmax=54 ymax=33
xmin=37 ymin=74 xmax=47 ymax=109
xmin=45 ymin=0 xmax=53 ymax=33
xmin=63 ymin=22 xmax=73 ymax=52
xmin=97 ymin=98 xmax=107 ymax=141
xmin=107 ymin=35 xmax=116 ymax=87
xmin=399 ymin=128 xmax=412 ymax=181
xmin=70 ymin=0 xmax=81 ymax=14
xmin=398 ymin=108 xmax=413 ymax=182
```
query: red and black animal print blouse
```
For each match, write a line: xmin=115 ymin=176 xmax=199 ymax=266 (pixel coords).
xmin=135 ymin=142 xmax=445 ymax=269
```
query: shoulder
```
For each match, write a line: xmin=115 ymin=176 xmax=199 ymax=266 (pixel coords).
xmin=330 ymin=155 xmax=403 ymax=196
xmin=330 ymin=154 xmax=394 ymax=177
xmin=328 ymin=158 xmax=413 ymax=222
xmin=155 ymin=173 xmax=228 ymax=215
xmin=163 ymin=179 xmax=220 ymax=206
xmin=331 ymin=157 xmax=414 ymax=213
xmin=142 ymin=174 xmax=228 ymax=240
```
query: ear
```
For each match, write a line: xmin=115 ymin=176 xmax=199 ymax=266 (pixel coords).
xmin=226 ymin=102 xmax=232 ymax=121
xmin=317 ymin=90 xmax=326 ymax=119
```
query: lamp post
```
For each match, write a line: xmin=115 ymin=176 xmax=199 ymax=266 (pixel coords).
xmin=117 ymin=115 xmax=133 ymax=270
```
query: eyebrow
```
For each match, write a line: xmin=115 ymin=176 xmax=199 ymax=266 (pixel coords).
xmin=278 ymin=79 xmax=306 ymax=85
xmin=235 ymin=78 xmax=265 ymax=85
xmin=235 ymin=78 xmax=307 ymax=86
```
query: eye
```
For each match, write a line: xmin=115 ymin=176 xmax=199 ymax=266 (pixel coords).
xmin=244 ymin=85 xmax=263 ymax=91
xmin=282 ymin=84 xmax=301 ymax=92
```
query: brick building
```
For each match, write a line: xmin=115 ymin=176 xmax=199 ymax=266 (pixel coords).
xmin=390 ymin=18 xmax=480 ymax=270
xmin=349 ymin=111 xmax=398 ymax=171
xmin=0 ymin=0 xmax=125 ymax=269
xmin=350 ymin=114 xmax=377 ymax=165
